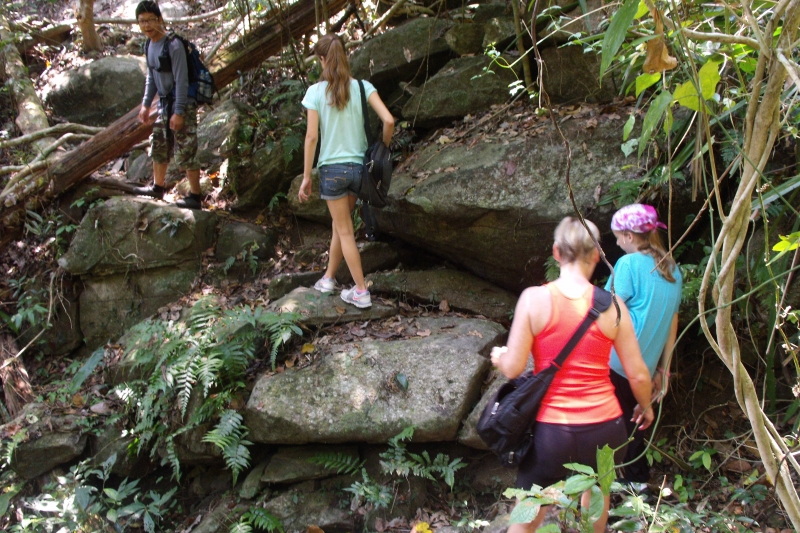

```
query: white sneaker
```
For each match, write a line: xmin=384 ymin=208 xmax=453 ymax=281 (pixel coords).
xmin=313 ymin=277 xmax=336 ymax=293
xmin=340 ymin=287 xmax=372 ymax=308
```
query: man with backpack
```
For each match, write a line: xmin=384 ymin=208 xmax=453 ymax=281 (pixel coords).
xmin=132 ymin=1 xmax=203 ymax=209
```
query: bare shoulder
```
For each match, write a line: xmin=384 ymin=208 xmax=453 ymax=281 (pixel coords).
xmin=517 ymin=285 xmax=551 ymax=334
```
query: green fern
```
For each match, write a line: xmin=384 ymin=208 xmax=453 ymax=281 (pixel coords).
xmin=308 ymin=451 xmax=364 ymax=475
xmin=232 ymin=507 xmax=284 ymax=533
xmin=114 ymin=298 xmax=302 ymax=481
xmin=202 ymin=410 xmax=252 ymax=484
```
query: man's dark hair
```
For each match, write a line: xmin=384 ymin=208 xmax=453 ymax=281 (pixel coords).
xmin=135 ymin=1 xmax=162 ymax=19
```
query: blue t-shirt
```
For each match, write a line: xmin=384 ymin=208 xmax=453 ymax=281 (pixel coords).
xmin=302 ymin=79 xmax=377 ymax=166
xmin=605 ymin=253 xmax=682 ymax=377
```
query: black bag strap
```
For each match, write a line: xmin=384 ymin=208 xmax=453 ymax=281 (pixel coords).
xmin=549 ymin=286 xmax=613 ymax=370
xmin=358 ymin=80 xmax=375 ymax=146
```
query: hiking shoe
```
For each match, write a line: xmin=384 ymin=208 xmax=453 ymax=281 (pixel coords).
xmin=313 ymin=277 xmax=336 ymax=293
xmin=174 ymin=193 xmax=203 ymax=210
xmin=132 ymin=183 xmax=165 ymax=199
xmin=341 ymin=287 xmax=372 ymax=308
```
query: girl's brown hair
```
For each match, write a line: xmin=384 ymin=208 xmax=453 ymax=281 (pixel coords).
xmin=631 ymin=230 xmax=677 ymax=282
xmin=314 ymin=33 xmax=351 ymax=110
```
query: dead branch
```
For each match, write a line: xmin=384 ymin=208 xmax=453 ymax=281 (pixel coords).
xmin=0 ymin=334 xmax=33 ymax=420
xmin=0 ymin=123 xmax=103 ymax=150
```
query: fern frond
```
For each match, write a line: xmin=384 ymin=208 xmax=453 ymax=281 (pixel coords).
xmin=308 ymin=452 xmax=365 ymax=475
xmin=243 ymin=507 xmax=285 ymax=532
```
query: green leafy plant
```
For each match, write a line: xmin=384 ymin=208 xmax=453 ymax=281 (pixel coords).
xmin=230 ymin=507 xmax=285 ymax=533
xmin=342 ymin=426 xmax=466 ymax=512
xmin=308 ymin=451 xmax=365 ymax=475
xmin=6 ymin=454 xmax=177 ymax=533
xmin=202 ymin=410 xmax=253 ymax=484
xmin=113 ymin=297 xmax=302 ymax=480
xmin=688 ymin=446 xmax=718 ymax=472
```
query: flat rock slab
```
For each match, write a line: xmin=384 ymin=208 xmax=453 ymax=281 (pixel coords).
xmin=368 ymin=269 xmax=517 ymax=321
xmin=268 ymin=286 xmax=398 ymax=326
xmin=244 ymin=316 xmax=505 ymax=444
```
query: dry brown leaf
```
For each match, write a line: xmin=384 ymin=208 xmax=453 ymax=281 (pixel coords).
xmin=439 ymin=299 xmax=451 ymax=312
xmin=72 ymin=393 xmax=85 ymax=408
xmin=468 ymin=330 xmax=483 ymax=338
xmin=417 ymin=329 xmax=431 ymax=337
xmin=307 ymin=526 xmax=324 ymax=533
xmin=643 ymin=7 xmax=677 ymax=73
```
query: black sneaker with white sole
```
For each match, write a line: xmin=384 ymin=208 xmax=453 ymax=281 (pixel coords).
xmin=174 ymin=193 xmax=203 ymax=210
xmin=132 ymin=183 xmax=165 ymax=199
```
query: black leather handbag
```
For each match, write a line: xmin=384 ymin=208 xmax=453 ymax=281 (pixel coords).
xmin=477 ymin=287 xmax=613 ymax=466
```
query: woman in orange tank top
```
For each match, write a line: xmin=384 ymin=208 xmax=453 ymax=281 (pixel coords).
xmin=491 ymin=217 xmax=654 ymax=533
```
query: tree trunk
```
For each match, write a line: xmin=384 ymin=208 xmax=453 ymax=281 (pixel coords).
xmin=76 ymin=0 xmax=102 ymax=52
xmin=0 ymin=0 xmax=347 ymax=238
xmin=0 ymin=14 xmax=54 ymax=156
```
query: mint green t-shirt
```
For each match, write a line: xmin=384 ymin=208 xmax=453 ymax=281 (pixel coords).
xmin=302 ymin=79 xmax=377 ymax=166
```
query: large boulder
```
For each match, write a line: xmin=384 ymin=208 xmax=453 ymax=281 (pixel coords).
xmin=369 ymin=114 xmax=639 ymax=291
xmin=58 ymin=197 xmax=217 ymax=276
xmin=401 ymin=55 xmax=520 ymax=127
xmin=244 ymin=316 xmax=504 ymax=444
xmin=350 ymin=18 xmax=456 ymax=91
xmin=44 ymin=56 xmax=147 ymax=126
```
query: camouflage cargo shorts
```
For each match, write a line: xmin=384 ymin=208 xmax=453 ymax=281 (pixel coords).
xmin=149 ymin=102 xmax=199 ymax=170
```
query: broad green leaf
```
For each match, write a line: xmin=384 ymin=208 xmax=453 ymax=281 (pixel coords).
xmin=565 ymin=462 xmax=595 ymax=475
xmin=623 ymin=113 xmax=636 ymax=141
xmin=600 ymin=0 xmax=640 ymax=80
xmin=635 ymin=72 xmax=661 ymax=97
xmin=638 ymin=90 xmax=673 ymax=157
xmin=68 ymin=345 xmax=105 ymax=395
xmin=702 ymin=452 xmax=712 ymax=470
xmin=509 ymin=498 xmax=541 ymax=524
xmin=634 ymin=0 xmax=649 ymax=18
xmin=608 ymin=518 xmax=643 ymax=531
xmin=698 ymin=60 xmax=721 ymax=100
xmin=563 ymin=474 xmax=596 ymax=494
xmin=673 ymin=60 xmax=720 ymax=111
xmin=663 ymin=106 xmax=674 ymax=133
xmin=621 ymin=138 xmax=638 ymax=157
xmin=773 ymin=233 xmax=800 ymax=252
xmin=537 ymin=525 xmax=561 ymax=533
xmin=107 ymin=508 xmax=118 ymax=522
xmin=596 ymin=445 xmax=616 ymax=494
xmin=673 ymin=80 xmax=701 ymax=111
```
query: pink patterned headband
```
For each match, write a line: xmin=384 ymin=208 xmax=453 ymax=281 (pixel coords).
xmin=610 ymin=204 xmax=667 ymax=233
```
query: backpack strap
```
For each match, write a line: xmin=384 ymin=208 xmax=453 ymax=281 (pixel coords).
xmin=549 ymin=286 xmax=612 ymax=370
xmin=358 ymin=80 xmax=374 ymax=146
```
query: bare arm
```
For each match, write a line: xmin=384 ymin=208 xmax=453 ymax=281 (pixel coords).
xmin=298 ymin=109 xmax=319 ymax=203
xmin=492 ymin=287 xmax=548 ymax=379
xmin=653 ymin=313 xmax=678 ymax=401
xmin=367 ymin=91 xmax=394 ymax=146
xmin=612 ymin=302 xmax=654 ymax=429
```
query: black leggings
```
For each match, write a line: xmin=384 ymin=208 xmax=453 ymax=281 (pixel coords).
xmin=610 ymin=369 xmax=651 ymax=483
xmin=516 ymin=417 xmax=628 ymax=490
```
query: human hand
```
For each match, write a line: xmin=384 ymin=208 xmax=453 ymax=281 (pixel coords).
xmin=170 ymin=113 xmax=185 ymax=131
xmin=632 ymin=404 xmax=654 ymax=430
xmin=138 ymin=105 xmax=153 ymax=124
xmin=490 ymin=346 xmax=507 ymax=367
xmin=652 ymin=369 xmax=669 ymax=403
xmin=298 ymin=177 xmax=312 ymax=203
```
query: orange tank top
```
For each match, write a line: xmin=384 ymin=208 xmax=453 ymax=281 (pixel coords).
xmin=533 ymin=283 xmax=622 ymax=424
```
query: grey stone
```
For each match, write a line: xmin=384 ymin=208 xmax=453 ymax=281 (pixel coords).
xmin=261 ymin=445 xmax=360 ymax=484
xmin=244 ymin=317 xmax=504 ymax=444
xmin=368 ymin=268 xmax=517 ymax=320
xmin=44 ymin=56 xmax=147 ymax=126
xmin=268 ymin=286 xmax=398 ymax=327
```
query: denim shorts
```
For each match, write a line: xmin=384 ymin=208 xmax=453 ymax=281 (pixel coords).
xmin=319 ymin=163 xmax=363 ymax=200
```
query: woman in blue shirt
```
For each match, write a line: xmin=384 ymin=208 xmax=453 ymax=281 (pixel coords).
xmin=606 ymin=203 xmax=682 ymax=490
xmin=298 ymin=33 xmax=394 ymax=308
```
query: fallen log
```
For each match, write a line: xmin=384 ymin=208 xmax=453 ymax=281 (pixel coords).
xmin=0 ymin=14 xmax=55 ymax=156
xmin=0 ymin=0 xmax=348 ymax=238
